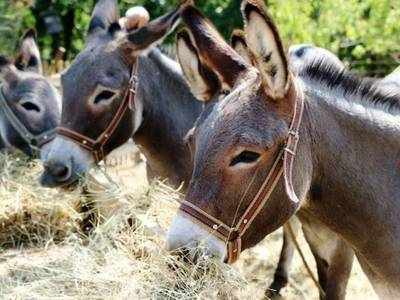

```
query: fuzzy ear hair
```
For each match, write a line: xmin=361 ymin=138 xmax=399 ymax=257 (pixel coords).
xmin=231 ymin=29 xmax=254 ymax=66
xmin=181 ymin=6 xmax=249 ymax=90
xmin=14 ymin=29 xmax=43 ymax=74
xmin=242 ymin=0 xmax=289 ymax=99
xmin=88 ymin=0 xmax=120 ymax=36
xmin=177 ymin=30 xmax=221 ymax=102
xmin=0 ymin=55 xmax=19 ymax=89
xmin=119 ymin=8 xmax=180 ymax=59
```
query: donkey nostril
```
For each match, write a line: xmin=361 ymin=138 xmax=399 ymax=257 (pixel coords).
xmin=55 ymin=165 xmax=69 ymax=179
xmin=45 ymin=161 xmax=71 ymax=182
xmin=21 ymin=102 xmax=41 ymax=112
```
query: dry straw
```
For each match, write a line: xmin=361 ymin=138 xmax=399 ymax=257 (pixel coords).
xmin=0 ymin=153 xmax=245 ymax=299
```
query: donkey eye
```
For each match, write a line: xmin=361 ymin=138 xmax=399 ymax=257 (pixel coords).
xmin=230 ymin=151 xmax=261 ymax=167
xmin=21 ymin=102 xmax=40 ymax=112
xmin=94 ymin=90 xmax=115 ymax=104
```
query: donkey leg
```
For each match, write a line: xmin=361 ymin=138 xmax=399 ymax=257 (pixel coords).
xmin=324 ymin=239 xmax=354 ymax=300
xmin=266 ymin=217 xmax=301 ymax=298
xmin=300 ymin=217 xmax=354 ymax=300
xmin=0 ymin=137 xmax=8 ymax=152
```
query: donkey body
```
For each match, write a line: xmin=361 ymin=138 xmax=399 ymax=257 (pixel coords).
xmin=167 ymin=2 xmax=400 ymax=299
xmin=0 ymin=29 xmax=60 ymax=158
xmin=297 ymin=64 xmax=400 ymax=297
xmin=132 ymin=49 xmax=202 ymax=188
xmin=231 ymin=31 xmax=355 ymax=298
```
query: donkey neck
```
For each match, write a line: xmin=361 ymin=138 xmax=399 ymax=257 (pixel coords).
xmin=133 ymin=48 xmax=202 ymax=189
xmin=299 ymin=82 xmax=400 ymax=287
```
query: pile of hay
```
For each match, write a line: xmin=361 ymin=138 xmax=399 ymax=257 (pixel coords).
xmin=0 ymin=153 xmax=82 ymax=248
xmin=0 ymin=153 xmax=246 ymax=299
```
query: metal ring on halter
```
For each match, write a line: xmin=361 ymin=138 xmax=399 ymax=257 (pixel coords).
xmin=178 ymin=80 xmax=305 ymax=264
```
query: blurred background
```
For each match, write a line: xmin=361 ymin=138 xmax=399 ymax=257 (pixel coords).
xmin=1 ymin=0 xmax=400 ymax=77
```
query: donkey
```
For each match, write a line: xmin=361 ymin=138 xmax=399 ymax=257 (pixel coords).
xmin=230 ymin=29 xmax=356 ymax=299
xmin=0 ymin=29 xmax=60 ymax=158
xmin=39 ymin=0 xmax=200 ymax=189
xmin=39 ymin=0 xmax=318 ymax=296
xmin=289 ymin=43 xmax=400 ymax=95
xmin=167 ymin=2 xmax=400 ymax=299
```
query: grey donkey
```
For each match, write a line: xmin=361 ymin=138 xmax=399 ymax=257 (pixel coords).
xmin=0 ymin=29 xmax=60 ymax=158
xmin=167 ymin=1 xmax=400 ymax=299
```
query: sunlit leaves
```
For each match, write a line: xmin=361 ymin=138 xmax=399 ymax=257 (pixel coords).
xmin=1 ymin=0 xmax=399 ymax=76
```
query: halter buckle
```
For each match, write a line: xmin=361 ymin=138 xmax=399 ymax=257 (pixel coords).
xmin=130 ymin=75 xmax=138 ymax=89
xmin=288 ymin=130 xmax=299 ymax=140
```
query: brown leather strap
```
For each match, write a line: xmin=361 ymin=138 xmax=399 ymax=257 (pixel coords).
xmin=227 ymin=239 xmax=241 ymax=264
xmin=180 ymin=200 xmax=237 ymax=241
xmin=283 ymin=81 xmax=304 ymax=204
xmin=179 ymin=79 xmax=305 ymax=264
xmin=56 ymin=64 xmax=138 ymax=163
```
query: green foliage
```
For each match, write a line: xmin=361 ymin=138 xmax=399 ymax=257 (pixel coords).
xmin=0 ymin=1 xmax=33 ymax=56
xmin=1 ymin=0 xmax=399 ymax=76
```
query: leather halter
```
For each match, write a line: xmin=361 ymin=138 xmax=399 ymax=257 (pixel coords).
xmin=56 ymin=64 xmax=138 ymax=163
xmin=179 ymin=81 xmax=305 ymax=264
xmin=0 ymin=87 xmax=56 ymax=157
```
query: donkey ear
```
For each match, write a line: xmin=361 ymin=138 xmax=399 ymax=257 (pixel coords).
xmin=181 ymin=6 xmax=250 ymax=90
xmin=0 ymin=55 xmax=19 ymax=89
xmin=242 ymin=0 xmax=289 ymax=99
xmin=177 ymin=30 xmax=221 ymax=102
xmin=118 ymin=8 xmax=180 ymax=59
xmin=231 ymin=29 xmax=254 ymax=66
xmin=88 ymin=0 xmax=120 ymax=36
xmin=14 ymin=29 xmax=43 ymax=74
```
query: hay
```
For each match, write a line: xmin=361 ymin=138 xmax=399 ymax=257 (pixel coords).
xmin=0 ymin=153 xmax=246 ymax=299
xmin=0 ymin=153 xmax=82 ymax=249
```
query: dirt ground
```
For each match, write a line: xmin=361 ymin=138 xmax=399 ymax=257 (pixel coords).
xmin=0 ymin=143 xmax=377 ymax=299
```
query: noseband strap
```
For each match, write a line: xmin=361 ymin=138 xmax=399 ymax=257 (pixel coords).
xmin=56 ymin=64 xmax=138 ymax=163
xmin=180 ymin=81 xmax=305 ymax=264
xmin=0 ymin=87 xmax=56 ymax=156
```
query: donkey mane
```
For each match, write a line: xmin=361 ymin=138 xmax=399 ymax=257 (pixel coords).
xmin=300 ymin=59 xmax=400 ymax=114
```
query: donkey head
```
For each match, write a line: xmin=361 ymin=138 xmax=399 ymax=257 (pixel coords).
xmin=288 ymin=44 xmax=344 ymax=74
xmin=167 ymin=1 xmax=305 ymax=262
xmin=0 ymin=29 xmax=60 ymax=157
xmin=41 ymin=0 xmax=182 ymax=188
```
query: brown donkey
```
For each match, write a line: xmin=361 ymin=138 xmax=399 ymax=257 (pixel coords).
xmin=167 ymin=2 xmax=400 ymax=299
